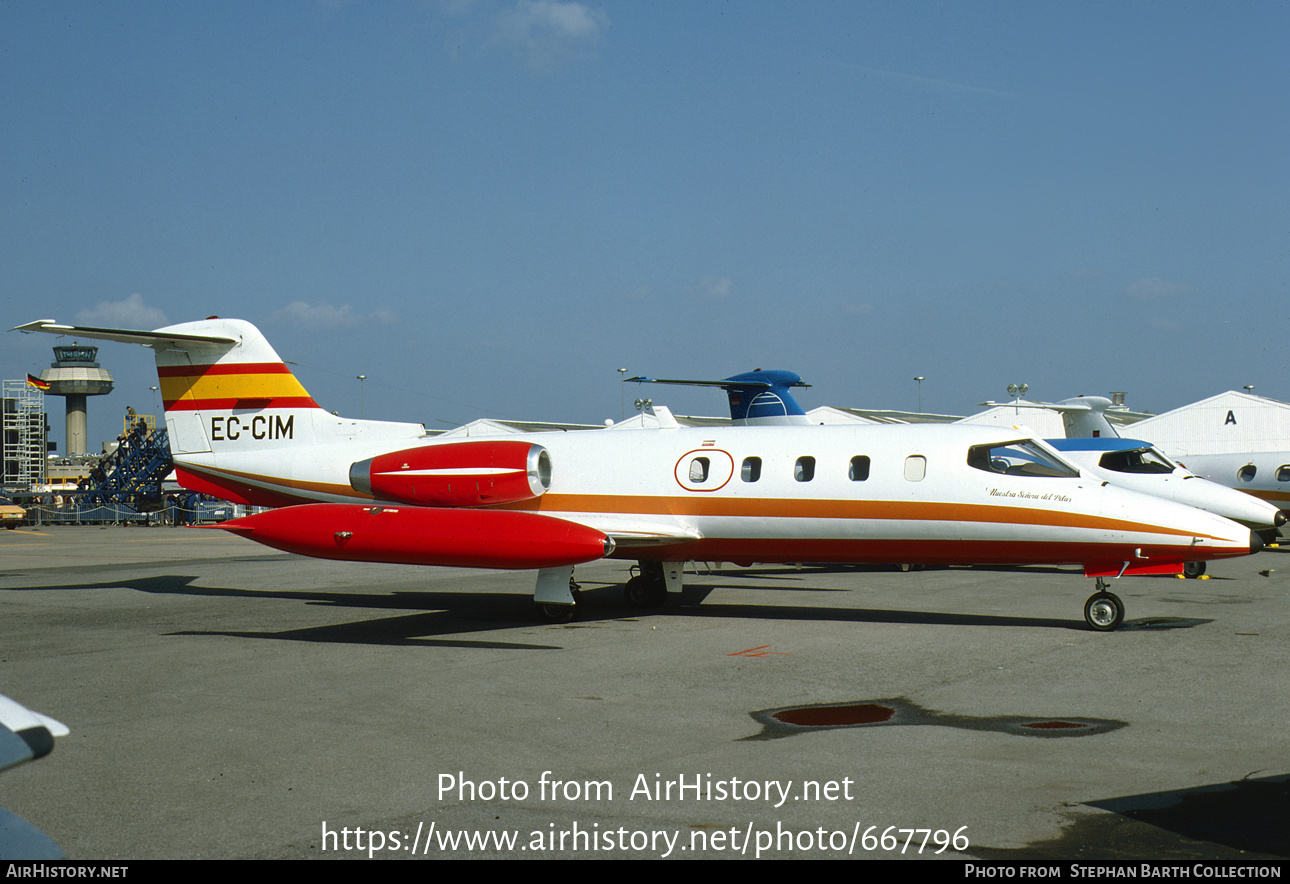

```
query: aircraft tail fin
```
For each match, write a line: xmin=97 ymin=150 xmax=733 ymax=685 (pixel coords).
xmin=970 ymin=394 xmax=1123 ymax=439
xmin=14 ymin=317 xmax=426 ymax=506
xmin=628 ymin=370 xmax=811 ymax=425
xmin=15 ymin=317 xmax=321 ymax=456
xmin=1053 ymin=396 xmax=1121 ymax=439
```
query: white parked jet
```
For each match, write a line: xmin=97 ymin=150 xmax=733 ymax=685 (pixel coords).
xmin=14 ymin=319 xmax=1263 ymax=631
xmin=1044 ymin=437 xmax=1286 ymax=576
xmin=1120 ymin=391 xmax=1290 ymax=515
xmin=977 ymin=395 xmax=1289 ymax=541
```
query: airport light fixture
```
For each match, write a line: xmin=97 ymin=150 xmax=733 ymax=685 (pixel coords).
xmin=1007 ymin=383 xmax=1028 ymax=414
xmin=914 ymin=376 xmax=924 ymax=413
xmin=618 ymin=368 xmax=628 ymax=420
xmin=357 ymin=375 xmax=367 ymax=418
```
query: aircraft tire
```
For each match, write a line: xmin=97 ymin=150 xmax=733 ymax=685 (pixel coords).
xmin=623 ymin=574 xmax=666 ymax=608
xmin=1183 ymin=561 xmax=1207 ymax=579
xmin=1083 ymin=591 xmax=1124 ymax=632
xmin=538 ymin=602 xmax=576 ymax=624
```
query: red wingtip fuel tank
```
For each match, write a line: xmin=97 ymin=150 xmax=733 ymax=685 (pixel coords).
xmin=213 ymin=504 xmax=615 ymax=570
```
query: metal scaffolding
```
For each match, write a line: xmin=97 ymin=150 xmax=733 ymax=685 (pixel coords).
xmin=3 ymin=380 xmax=47 ymax=490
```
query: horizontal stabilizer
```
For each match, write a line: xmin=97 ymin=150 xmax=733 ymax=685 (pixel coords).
xmin=978 ymin=398 xmax=1100 ymax=413
xmin=12 ymin=319 xmax=238 ymax=348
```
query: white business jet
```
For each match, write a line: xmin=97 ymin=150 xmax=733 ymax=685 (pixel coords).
xmin=14 ymin=319 xmax=1263 ymax=631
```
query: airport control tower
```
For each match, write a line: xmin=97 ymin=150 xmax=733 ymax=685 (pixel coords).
xmin=40 ymin=344 xmax=114 ymax=456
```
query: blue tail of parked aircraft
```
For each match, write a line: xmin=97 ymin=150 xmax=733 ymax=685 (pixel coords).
xmin=628 ymin=370 xmax=811 ymax=425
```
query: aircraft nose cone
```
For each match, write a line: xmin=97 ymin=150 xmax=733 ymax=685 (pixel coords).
xmin=1276 ymin=510 xmax=1289 ymax=528
xmin=1251 ymin=530 xmax=1265 ymax=555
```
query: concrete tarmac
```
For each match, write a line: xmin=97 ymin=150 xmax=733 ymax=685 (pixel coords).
xmin=0 ymin=525 xmax=1286 ymax=860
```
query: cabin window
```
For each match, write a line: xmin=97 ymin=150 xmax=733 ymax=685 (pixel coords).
xmin=849 ymin=455 xmax=871 ymax=481
xmin=1238 ymin=464 xmax=1257 ymax=483
xmin=904 ymin=455 xmax=926 ymax=481
xmin=741 ymin=456 xmax=762 ymax=482
xmin=674 ymin=449 xmax=734 ymax=492
xmin=688 ymin=457 xmax=710 ymax=483
xmin=794 ymin=456 xmax=815 ymax=482
xmin=966 ymin=440 xmax=1079 ymax=478
xmin=1098 ymin=447 xmax=1175 ymax=475
xmin=1277 ymin=465 xmax=1290 ymax=483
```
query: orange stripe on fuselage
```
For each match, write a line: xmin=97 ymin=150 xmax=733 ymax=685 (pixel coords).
xmin=512 ymin=493 xmax=1222 ymax=540
xmin=159 ymin=362 xmax=319 ymax=411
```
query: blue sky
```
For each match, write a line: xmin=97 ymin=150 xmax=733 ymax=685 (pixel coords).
xmin=4 ymin=1 xmax=1288 ymax=449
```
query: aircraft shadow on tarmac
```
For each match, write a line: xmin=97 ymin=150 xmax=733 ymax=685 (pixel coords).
xmin=4 ymin=574 xmax=566 ymax=650
xmin=5 ymin=571 xmax=1212 ymax=645
xmin=969 ymin=773 xmax=1290 ymax=860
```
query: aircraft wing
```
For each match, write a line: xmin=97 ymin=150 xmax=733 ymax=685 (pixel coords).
xmin=12 ymin=319 xmax=238 ymax=348
xmin=0 ymin=694 xmax=68 ymax=773
xmin=585 ymin=515 xmax=704 ymax=549
xmin=0 ymin=695 xmax=68 ymax=859
xmin=607 ymin=528 xmax=704 ymax=548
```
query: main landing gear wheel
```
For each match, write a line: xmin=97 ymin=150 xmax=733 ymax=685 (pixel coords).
xmin=1183 ymin=561 xmax=1207 ymax=579
xmin=623 ymin=562 xmax=667 ymax=608
xmin=537 ymin=586 xmax=582 ymax=624
xmin=538 ymin=603 xmax=575 ymax=624
xmin=1084 ymin=591 xmax=1125 ymax=632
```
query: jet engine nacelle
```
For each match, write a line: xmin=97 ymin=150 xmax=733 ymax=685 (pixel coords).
xmin=350 ymin=440 xmax=552 ymax=507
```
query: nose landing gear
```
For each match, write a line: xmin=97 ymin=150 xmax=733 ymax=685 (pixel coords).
xmin=1084 ymin=577 xmax=1125 ymax=631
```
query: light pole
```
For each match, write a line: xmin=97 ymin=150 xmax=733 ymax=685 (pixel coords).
xmin=618 ymin=368 xmax=628 ymax=421
xmin=357 ymin=375 xmax=367 ymax=418
xmin=914 ymin=376 xmax=924 ymax=413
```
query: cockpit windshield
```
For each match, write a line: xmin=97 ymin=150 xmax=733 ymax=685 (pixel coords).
xmin=1098 ymin=447 xmax=1176 ymax=475
xmin=967 ymin=440 xmax=1080 ymax=479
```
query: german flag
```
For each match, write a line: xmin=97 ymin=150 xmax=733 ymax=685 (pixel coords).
xmin=26 ymin=373 xmax=50 ymax=391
